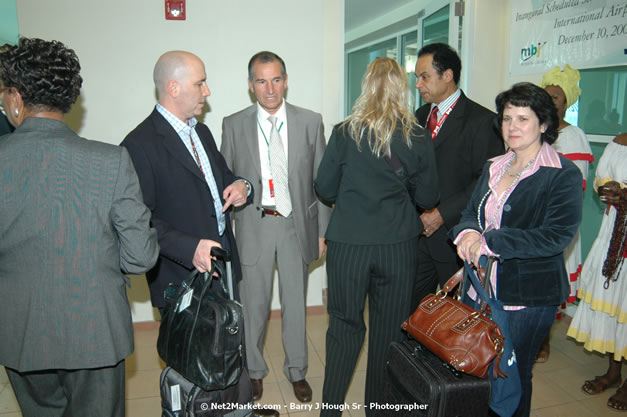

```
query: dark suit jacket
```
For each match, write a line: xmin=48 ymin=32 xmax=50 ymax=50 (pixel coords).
xmin=416 ymin=91 xmax=504 ymax=259
xmin=121 ymin=108 xmax=252 ymax=308
xmin=0 ymin=117 xmax=158 ymax=371
xmin=450 ymin=155 xmax=583 ymax=306
xmin=315 ymin=124 xmax=439 ymax=244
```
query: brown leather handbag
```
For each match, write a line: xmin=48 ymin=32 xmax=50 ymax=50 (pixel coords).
xmin=401 ymin=266 xmax=506 ymax=379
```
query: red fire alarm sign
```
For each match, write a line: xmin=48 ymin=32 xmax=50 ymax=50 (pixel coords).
xmin=165 ymin=0 xmax=186 ymax=20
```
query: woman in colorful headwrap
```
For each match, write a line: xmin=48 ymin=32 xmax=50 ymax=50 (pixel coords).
xmin=567 ymin=133 xmax=627 ymax=411
xmin=536 ymin=64 xmax=594 ymax=362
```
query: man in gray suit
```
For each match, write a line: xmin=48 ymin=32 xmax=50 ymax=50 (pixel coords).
xmin=0 ymin=37 xmax=158 ymax=417
xmin=221 ymin=51 xmax=330 ymax=403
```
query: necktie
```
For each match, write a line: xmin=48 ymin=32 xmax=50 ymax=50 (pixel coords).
xmin=426 ymin=105 xmax=439 ymax=138
xmin=189 ymin=134 xmax=226 ymax=235
xmin=268 ymin=115 xmax=292 ymax=217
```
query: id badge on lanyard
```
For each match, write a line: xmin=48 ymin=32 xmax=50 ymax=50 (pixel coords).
xmin=431 ymin=97 xmax=460 ymax=140
xmin=258 ymin=118 xmax=284 ymax=199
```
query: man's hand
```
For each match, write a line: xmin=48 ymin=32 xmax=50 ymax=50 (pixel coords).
xmin=192 ymin=239 xmax=222 ymax=272
xmin=318 ymin=237 xmax=327 ymax=259
xmin=222 ymin=180 xmax=248 ymax=212
xmin=420 ymin=208 xmax=444 ymax=238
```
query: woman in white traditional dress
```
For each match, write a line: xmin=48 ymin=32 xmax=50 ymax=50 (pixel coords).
xmin=567 ymin=133 xmax=627 ymax=412
xmin=536 ymin=64 xmax=594 ymax=362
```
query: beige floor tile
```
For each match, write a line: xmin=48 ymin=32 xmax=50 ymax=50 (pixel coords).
xmin=530 ymin=373 xmax=579 ymax=410
xmin=126 ymin=343 xmax=166 ymax=372
xmin=0 ymin=383 xmax=20 ymax=414
xmin=126 ymin=396 xmax=162 ymax=417
xmin=558 ymin=339 xmax=609 ymax=367
xmin=2 ymin=307 xmax=624 ymax=416
xmin=0 ymin=368 xmax=8 ymax=385
xmin=133 ymin=326 xmax=159 ymax=348
xmin=533 ymin=349 xmax=580 ymax=375
xmin=125 ymin=368 xmax=162 ymax=400
xmin=533 ymin=401 xmax=599 ymax=417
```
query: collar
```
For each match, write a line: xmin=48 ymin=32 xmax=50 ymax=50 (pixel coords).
xmin=489 ymin=141 xmax=563 ymax=179
xmin=432 ymin=89 xmax=461 ymax=115
xmin=13 ymin=116 xmax=72 ymax=134
xmin=156 ymin=104 xmax=197 ymax=135
xmin=256 ymin=101 xmax=287 ymax=125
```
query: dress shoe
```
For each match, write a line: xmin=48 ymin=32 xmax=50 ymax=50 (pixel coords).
xmin=292 ymin=379 xmax=312 ymax=402
xmin=251 ymin=378 xmax=263 ymax=401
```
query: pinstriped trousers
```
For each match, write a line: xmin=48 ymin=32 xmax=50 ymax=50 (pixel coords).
xmin=321 ymin=238 xmax=418 ymax=416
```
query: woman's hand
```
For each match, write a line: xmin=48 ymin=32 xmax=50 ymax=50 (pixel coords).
xmin=456 ymin=231 xmax=482 ymax=266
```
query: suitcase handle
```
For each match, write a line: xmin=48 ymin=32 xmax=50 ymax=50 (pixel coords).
xmin=209 ymin=247 xmax=234 ymax=300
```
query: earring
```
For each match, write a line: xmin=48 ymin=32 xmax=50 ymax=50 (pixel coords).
xmin=13 ymin=108 xmax=18 ymax=117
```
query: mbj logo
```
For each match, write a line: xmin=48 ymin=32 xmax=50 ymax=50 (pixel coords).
xmin=520 ymin=42 xmax=547 ymax=62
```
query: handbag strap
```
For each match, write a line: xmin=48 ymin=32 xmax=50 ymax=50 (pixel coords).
xmin=464 ymin=257 xmax=498 ymax=308
xmin=441 ymin=267 xmax=465 ymax=295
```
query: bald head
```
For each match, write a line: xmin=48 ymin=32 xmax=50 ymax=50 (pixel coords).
xmin=153 ymin=51 xmax=199 ymax=99
xmin=152 ymin=50 xmax=210 ymax=121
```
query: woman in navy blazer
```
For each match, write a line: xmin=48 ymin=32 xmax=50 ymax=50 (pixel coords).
xmin=315 ymin=57 xmax=439 ymax=416
xmin=451 ymin=83 xmax=583 ymax=417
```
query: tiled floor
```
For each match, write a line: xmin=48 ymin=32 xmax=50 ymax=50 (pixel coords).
xmin=0 ymin=313 xmax=624 ymax=416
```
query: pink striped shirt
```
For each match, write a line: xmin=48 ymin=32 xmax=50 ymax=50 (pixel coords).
xmin=455 ymin=142 xmax=562 ymax=308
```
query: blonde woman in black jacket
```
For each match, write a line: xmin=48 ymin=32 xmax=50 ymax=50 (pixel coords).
xmin=315 ymin=57 xmax=439 ymax=416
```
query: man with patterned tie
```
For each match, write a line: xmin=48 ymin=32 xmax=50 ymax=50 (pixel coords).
xmin=121 ymin=50 xmax=253 ymax=311
xmin=411 ymin=43 xmax=504 ymax=313
xmin=221 ymin=51 xmax=331 ymax=403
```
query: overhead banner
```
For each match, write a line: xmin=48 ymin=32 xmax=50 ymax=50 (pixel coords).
xmin=510 ymin=0 xmax=627 ymax=75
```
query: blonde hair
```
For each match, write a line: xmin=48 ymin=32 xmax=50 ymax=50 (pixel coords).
xmin=344 ymin=57 xmax=418 ymax=157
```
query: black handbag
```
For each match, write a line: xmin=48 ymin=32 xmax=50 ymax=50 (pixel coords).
xmin=157 ymin=247 xmax=243 ymax=391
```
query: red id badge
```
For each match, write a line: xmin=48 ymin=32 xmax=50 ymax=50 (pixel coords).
xmin=268 ymin=179 xmax=275 ymax=198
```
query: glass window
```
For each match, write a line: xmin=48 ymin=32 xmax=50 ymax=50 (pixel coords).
xmin=401 ymin=31 xmax=419 ymax=110
xmin=346 ymin=38 xmax=396 ymax=115
xmin=416 ymin=5 xmax=450 ymax=109
xmin=422 ymin=5 xmax=449 ymax=46
xmin=577 ymin=65 xmax=626 ymax=136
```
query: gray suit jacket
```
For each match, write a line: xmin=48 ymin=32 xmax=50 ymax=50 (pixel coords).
xmin=221 ymin=102 xmax=330 ymax=265
xmin=0 ymin=117 xmax=158 ymax=371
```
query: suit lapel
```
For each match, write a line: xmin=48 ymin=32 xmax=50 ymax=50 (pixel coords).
xmin=246 ymin=107 xmax=263 ymax=178
xmin=150 ymin=110 xmax=205 ymax=182
xmin=285 ymin=103 xmax=298 ymax=177
xmin=433 ymin=93 xmax=467 ymax=149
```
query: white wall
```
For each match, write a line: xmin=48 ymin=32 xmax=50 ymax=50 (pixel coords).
xmin=16 ymin=0 xmax=344 ymax=321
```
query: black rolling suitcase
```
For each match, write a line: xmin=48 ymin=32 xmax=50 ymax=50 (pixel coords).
xmin=381 ymin=339 xmax=490 ymax=417
xmin=160 ymin=366 xmax=252 ymax=417
xmin=159 ymin=248 xmax=253 ymax=417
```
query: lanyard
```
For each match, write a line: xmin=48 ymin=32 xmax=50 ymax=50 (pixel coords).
xmin=430 ymin=97 xmax=460 ymax=140
xmin=258 ymin=119 xmax=284 ymax=147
